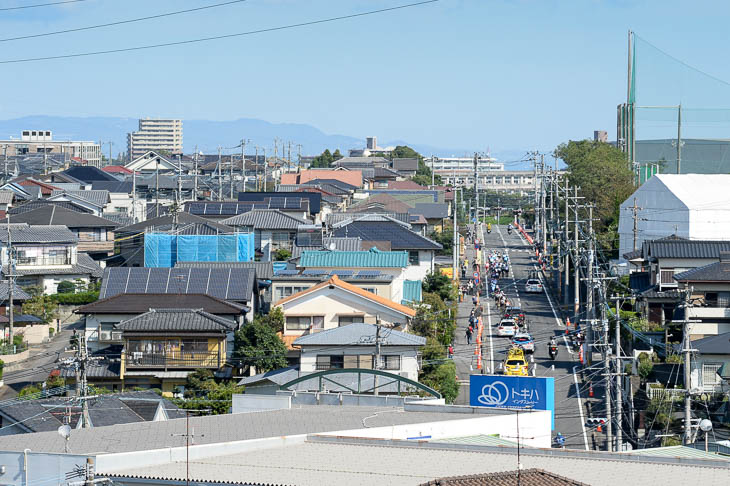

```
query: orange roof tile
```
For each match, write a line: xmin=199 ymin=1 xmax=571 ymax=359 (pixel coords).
xmin=275 ymin=275 xmax=416 ymax=317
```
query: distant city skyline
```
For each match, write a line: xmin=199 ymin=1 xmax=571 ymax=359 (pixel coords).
xmin=1 ymin=1 xmax=729 ymax=155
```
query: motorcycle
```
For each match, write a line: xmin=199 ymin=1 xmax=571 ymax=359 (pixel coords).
xmin=548 ymin=343 xmax=558 ymax=360
xmin=507 ymin=227 xmax=512 ymax=235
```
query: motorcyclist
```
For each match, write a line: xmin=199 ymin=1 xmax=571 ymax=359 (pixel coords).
xmin=507 ymin=223 xmax=513 ymax=235
xmin=487 ymin=223 xmax=492 ymax=233
xmin=554 ymin=432 xmax=565 ymax=448
xmin=548 ymin=337 xmax=558 ymax=360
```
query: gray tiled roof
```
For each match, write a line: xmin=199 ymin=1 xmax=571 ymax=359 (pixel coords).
xmin=692 ymin=332 xmax=730 ymax=354
xmin=673 ymin=261 xmax=730 ymax=282
xmin=0 ymin=224 xmax=77 ymax=243
xmin=9 ymin=200 xmax=93 ymax=215
xmin=116 ymin=308 xmax=235 ymax=332
xmin=50 ymin=189 xmax=110 ymax=207
xmin=116 ymin=212 xmax=233 ymax=234
xmin=291 ymin=237 xmax=362 ymax=258
xmin=8 ymin=252 xmax=104 ymax=278
xmin=0 ymin=282 xmax=31 ymax=301
xmin=221 ymin=209 xmax=306 ymax=230
xmin=392 ymin=157 xmax=419 ymax=170
xmin=643 ymin=239 xmax=730 ymax=259
xmin=0 ymin=205 xmax=119 ymax=228
xmin=293 ymin=323 xmax=426 ymax=347
xmin=77 ymin=293 xmax=246 ymax=315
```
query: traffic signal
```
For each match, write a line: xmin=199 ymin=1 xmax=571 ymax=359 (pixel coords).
xmin=586 ymin=417 xmax=607 ymax=432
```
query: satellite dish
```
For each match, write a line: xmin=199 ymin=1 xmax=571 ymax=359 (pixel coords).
xmin=329 ymin=242 xmax=336 ymax=251
xmin=58 ymin=424 xmax=71 ymax=438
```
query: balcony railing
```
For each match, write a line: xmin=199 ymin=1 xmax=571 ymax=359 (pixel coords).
xmin=125 ymin=351 xmax=221 ymax=369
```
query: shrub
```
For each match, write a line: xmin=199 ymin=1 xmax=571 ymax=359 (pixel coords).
xmin=638 ymin=359 xmax=654 ymax=381
xmin=56 ymin=281 xmax=76 ymax=294
xmin=51 ymin=291 xmax=99 ymax=305
xmin=273 ymin=248 xmax=291 ymax=261
xmin=0 ymin=359 xmax=4 ymax=380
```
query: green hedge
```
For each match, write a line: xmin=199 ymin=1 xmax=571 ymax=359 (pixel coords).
xmin=51 ymin=291 xmax=99 ymax=305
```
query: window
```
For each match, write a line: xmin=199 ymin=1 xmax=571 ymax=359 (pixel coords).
xmin=316 ymin=355 xmax=344 ymax=370
xmin=312 ymin=316 xmax=324 ymax=330
xmin=377 ymin=355 xmax=401 ymax=371
xmin=275 ymin=285 xmax=308 ymax=301
xmin=409 ymin=251 xmax=420 ymax=265
xmin=181 ymin=340 xmax=208 ymax=353
xmin=338 ymin=315 xmax=364 ymax=326
xmin=344 ymin=355 xmax=373 ymax=369
xmin=659 ymin=269 xmax=675 ymax=285
xmin=286 ymin=316 xmax=310 ymax=330
xmin=702 ymin=363 xmax=722 ymax=389
xmin=704 ymin=292 xmax=730 ymax=307
xmin=361 ymin=287 xmax=377 ymax=295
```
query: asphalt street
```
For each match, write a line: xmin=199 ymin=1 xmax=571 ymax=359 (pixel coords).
xmin=454 ymin=223 xmax=590 ymax=450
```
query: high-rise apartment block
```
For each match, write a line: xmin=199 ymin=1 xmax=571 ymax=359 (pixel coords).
xmin=127 ymin=118 xmax=183 ymax=160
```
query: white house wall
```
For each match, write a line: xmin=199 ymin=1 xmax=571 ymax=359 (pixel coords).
xmin=299 ymin=344 xmax=421 ymax=381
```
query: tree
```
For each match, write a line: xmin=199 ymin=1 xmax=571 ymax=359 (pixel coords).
xmin=310 ymin=148 xmax=343 ymax=168
xmin=429 ymin=227 xmax=453 ymax=256
xmin=273 ymin=248 xmax=291 ymax=261
xmin=554 ymin=140 xmax=634 ymax=253
xmin=179 ymin=369 xmax=243 ymax=414
xmin=22 ymin=286 xmax=58 ymax=324
xmin=423 ymin=271 xmax=456 ymax=302
xmin=57 ymin=280 xmax=76 ymax=294
xmin=259 ymin=307 xmax=284 ymax=334
xmin=421 ymin=360 xmax=459 ymax=404
xmin=232 ymin=320 xmax=288 ymax=373
xmin=411 ymin=292 xmax=456 ymax=346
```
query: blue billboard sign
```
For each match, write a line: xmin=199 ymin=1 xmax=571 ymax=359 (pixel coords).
xmin=469 ymin=375 xmax=555 ymax=428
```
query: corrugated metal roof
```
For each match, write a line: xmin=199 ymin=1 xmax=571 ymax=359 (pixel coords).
xmin=434 ymin=435 xmax=518 ymax=447
xmin=221 ymin=209 xmax=307 ymax=229
xmin=403 ymin=279 xmax=423 ymax=303
xmin=628 ymin=445 xmax=730 ymax=461
xmin=116 ymin=308 xmax=235 ymax=332
xmin=293 ymin=323 xmax=425 ymax=347
xmin=300 ymin=249 xmax=408 ymax=268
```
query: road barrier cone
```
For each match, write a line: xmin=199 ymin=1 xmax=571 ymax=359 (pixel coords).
xmin=596 ymin=421 xmax=603 ymax=433
xmin=589 ymin=384 xmax=594 ymax=398
xmin=565 ymin=326 xmax=570 ymax=335
xmin=566 ymin=318 xmax=571 ymax=328
xmin=579 ymin=347 xmax=584 ymax=364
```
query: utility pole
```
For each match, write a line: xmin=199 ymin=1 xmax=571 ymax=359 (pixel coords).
xmin=473 ymin=153 xmax=479 ymax=224
xmin=374 ymin=316 xmax=382 ymax=396
xmin=193 ymin=146 xmax=198 ymax=202
xmin=132 ymin=165 xmax=138 ymax=223
xmin=682 ymin=287 xmax=693 ymax=444
xmin=263 ymin=147 xmax=267 ymax=192
xmin=287 ymin=141 xmax=292 ymax=174
xmin=533 ymin=152 xmax=539 ymax=236
xmin=155 ymin=156 xmax=160 ymax=218
xmin=217 ymin=146 xmax=223 ymax=201
xmin=6 ymin=212 xmax=14 ymax=345
xmin=602 ymin=289 xmax=612 ymax=452
xmin=628 ymin=197 xmax=643 ymax=251
xmin=453 ymin=187 xmax=458 ymax=284
xmin=541 ymin=155 xmax=547 ymax=256
xmin=614 ymin=295 xmax=623 ymax=451
xmin=564 ymin=179 xmax=570 ymax=307
xmin=254 ymin=146 xmax=260 ymax=191
xmin=296 ymin=144 xmax=302 ymax=171
xmin=431 ymin=155 xmax=435 ymax=186
xmin=573 ymin=186 xmax=580 ymax=317
xmin=2 ymin=144 xmax=7 ymax=183
xmin=106 ymin=141 xmax=114 ymax=167
xmin=586 ymin=205 xmax=595 ymax=369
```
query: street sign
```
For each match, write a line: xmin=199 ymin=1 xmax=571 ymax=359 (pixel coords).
xmin=470 ymin=375 xmax=555 ymax=428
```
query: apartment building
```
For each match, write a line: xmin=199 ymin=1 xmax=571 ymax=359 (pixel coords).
xmin=126 ymin=118 xmax=183 ymax=160
xmin=0 ymin=130 xmax=101 ymax=167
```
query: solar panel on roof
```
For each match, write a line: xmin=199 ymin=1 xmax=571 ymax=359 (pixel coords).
xmin=302 ymin=269 xmax=327 ymax=275
xmin=221 ymin=203 xmax=238 ymax=215
xmin=275 ymin=269 xmax=299 ymax=276
xmin=330 ymin=270 xmax=354 ymax=277
xmin=126 ymin=267 xmax=151 ymax=292
xmin=357 ymin=270 xmax=381 ymax=277
xmin=186 ymin=268 xmax=209 ymax=294
xmin=269 ymin=197 xmax=285 ymax=209
xmin=207 ymin=268 xmax=229 ymax=299
xmin=284 ymin=198 xmax=301 ymax=209
xmin=227 ymin=272 xmax=247 ymax=300
xmin=189 ymin=203 xmax=206 ymax=215
xmin=102 ymin=268 xmax=129 ymax=298
xmin=145 ymin=269 xmax=169 ymax=293
xmin=168 ymin=268 xmax=190 ymax=293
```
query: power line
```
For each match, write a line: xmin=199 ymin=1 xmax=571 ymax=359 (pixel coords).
xmin=0 ymin=0 xmax=439 ymax=64
xmin=0 ymin=0 xmax=88 ymax=11
xmin=0 ymin=0 xmax=249 ymax=43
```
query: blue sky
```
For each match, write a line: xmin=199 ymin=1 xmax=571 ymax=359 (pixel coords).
xmin=1 ymin=0 xmax=730 ymax=155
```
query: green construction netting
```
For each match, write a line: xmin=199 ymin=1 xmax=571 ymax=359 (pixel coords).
xmin=632 ymin=34 xmax=730 ymax=175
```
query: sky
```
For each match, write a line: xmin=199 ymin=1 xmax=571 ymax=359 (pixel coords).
xmin=2 ymin=0 xmax=730 ymax=156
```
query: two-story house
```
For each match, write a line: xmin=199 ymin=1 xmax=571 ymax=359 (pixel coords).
xmin=0 ymin=224 xmax=103 ymax=294
xmin=118 ymin=308 xmax=235 ymax=395
xmin=77 ymin=293 xmax=248 ymax=353
xmin=1 ymin=205 xmax=119 ymax=260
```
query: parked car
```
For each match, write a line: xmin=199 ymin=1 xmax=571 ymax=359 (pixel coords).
xmin=524 ymin=279 xmax=543 ymax=293
xmin=511 ymin=333 xmax=535 ymax=353
xmin=497 ymin=318 xmax=518 ymax=337
xmin=504 ymin=347 xmax=529 ymax=376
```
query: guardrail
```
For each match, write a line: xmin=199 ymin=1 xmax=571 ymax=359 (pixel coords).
xmin=513 ymin=222 xmax=534 ymax=245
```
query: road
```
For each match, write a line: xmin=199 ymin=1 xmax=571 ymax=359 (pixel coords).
xmin=454 ymin=223 xmax=590 ymax=450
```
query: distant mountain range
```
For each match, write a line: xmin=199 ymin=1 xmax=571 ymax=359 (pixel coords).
xmin=0 ymin=115 xmax=535 ymax=169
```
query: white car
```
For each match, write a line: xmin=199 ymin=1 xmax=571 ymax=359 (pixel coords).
xmin=524 ymin=279 xmax=543 ymax=293
xmin=511 ymin=333 xmax=535 ymax=353
xmin=497 ymin=319 xmax=518 ymax=337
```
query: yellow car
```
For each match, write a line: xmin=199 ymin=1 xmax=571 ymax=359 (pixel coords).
xmin=503 ymin=347 xmax=529 ymax=376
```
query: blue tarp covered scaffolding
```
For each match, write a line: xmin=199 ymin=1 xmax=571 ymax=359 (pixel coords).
xmin=144 ymin=233 xmax=255 ymax=267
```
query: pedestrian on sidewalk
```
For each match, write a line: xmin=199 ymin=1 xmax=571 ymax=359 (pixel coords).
xmin=466 ymin=326 xmax=473 ymax=345
xmin=448 ymin=345 xmax=454 ymax=359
